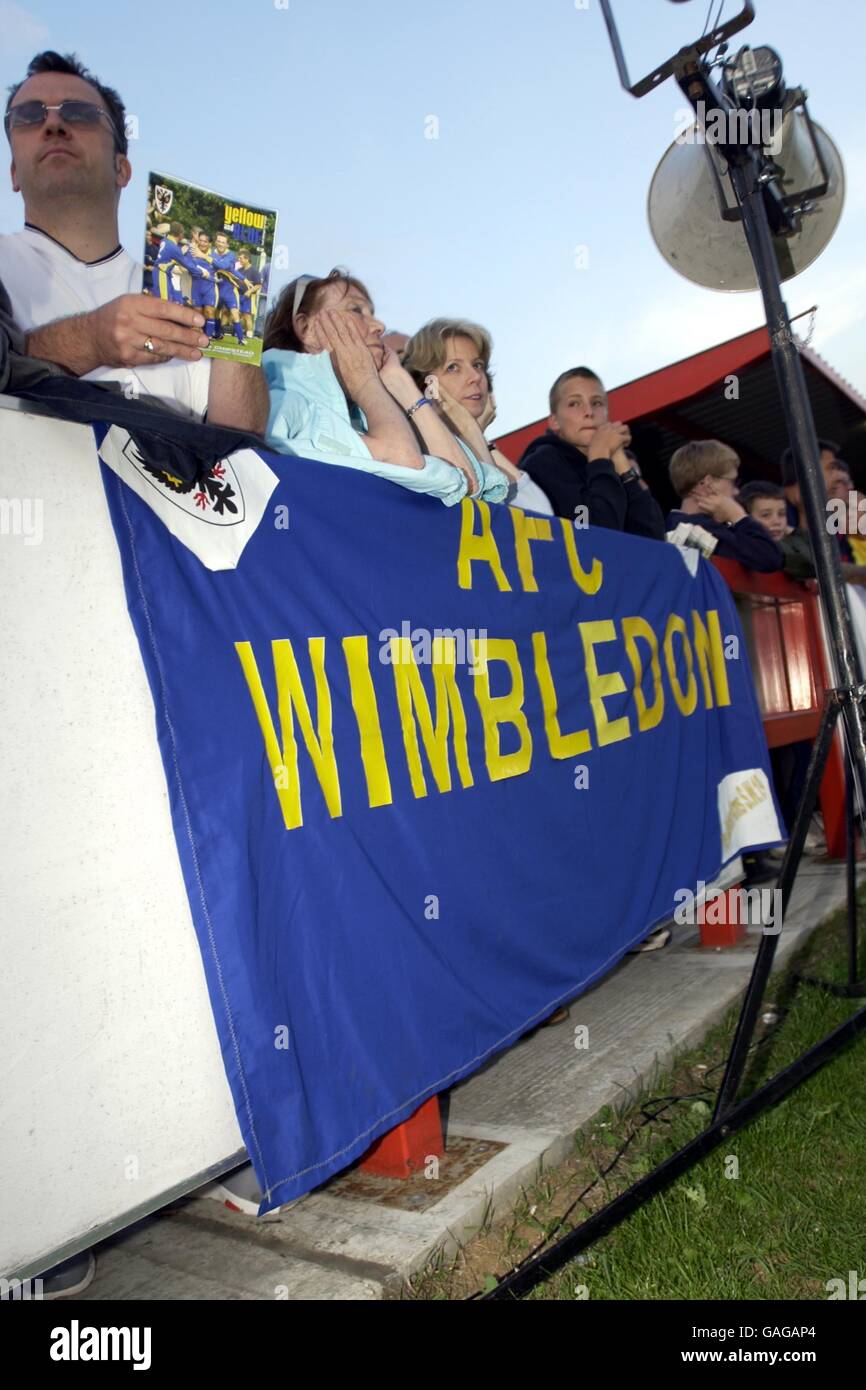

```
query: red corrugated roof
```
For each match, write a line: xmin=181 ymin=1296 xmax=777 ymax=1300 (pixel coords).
xmin=493 ymin=322 xmax=865 ymax=463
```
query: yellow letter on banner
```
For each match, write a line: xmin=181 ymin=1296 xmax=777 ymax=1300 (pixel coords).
xmin=342 ymin=636 xmax=393 ymax=809
xmin=235 ymin=638 xmax=342 ymax=830
xmin=456 ymin=498 xmax=512 ymax=592
xmin=691 ymin=609 xmax=731 ymax=710
xmin=531 ymin=631 xmax=592 ymax=757
xmin=472 ymin=638 xmax=533 ymax=781
xmin=664 ymin=614 xmax=698 ymax=717
xmin=511 ymin=510 xmax=554 ymax=592
xmin=390 ymin=637 xmax=474 ymax=798
xmin=559 ymin=517 xmax=603 ymax=595
xmin=621 ymin=616 xmax=665 ymax=733
xmin=579 ymin=620 xmax=632 ymax=746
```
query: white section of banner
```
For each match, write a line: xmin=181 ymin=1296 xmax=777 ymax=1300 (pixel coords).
xmin=718 ymin=767 xmax=783 ymax=861
xmin=0 ymin=402 xmax=243 ymax=1280
xmin=97 ymin=425 xmax=279 ymax=571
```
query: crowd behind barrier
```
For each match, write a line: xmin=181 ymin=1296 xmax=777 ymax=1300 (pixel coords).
xmin=1 ymin=45 xmax=862 ymax=1290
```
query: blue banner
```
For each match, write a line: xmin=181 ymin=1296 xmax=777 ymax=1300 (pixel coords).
xmin=100 ymin=441 xmax=781 ymax=1210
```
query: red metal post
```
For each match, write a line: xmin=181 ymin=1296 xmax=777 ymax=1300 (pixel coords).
xmin=359 ymin=1096 xmax=444 ymax=1179
xmin=713 ymin=560 xmax=845 ymax=860
xmin=698 ymin=886 xmax=749 ymax=948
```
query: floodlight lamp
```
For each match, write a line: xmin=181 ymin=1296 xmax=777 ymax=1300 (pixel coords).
xmin=725 ymin=44 xmax=785 ymax=106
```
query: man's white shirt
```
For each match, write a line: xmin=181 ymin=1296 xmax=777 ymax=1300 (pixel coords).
xmin=0 ymin=225 xmax=210 ymax=418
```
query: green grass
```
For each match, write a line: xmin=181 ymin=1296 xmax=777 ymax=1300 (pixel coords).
xmin=204 ymin=335 xmax=263 ymax=366
xmin=409 ymin=892 xmax=866 ymax=1301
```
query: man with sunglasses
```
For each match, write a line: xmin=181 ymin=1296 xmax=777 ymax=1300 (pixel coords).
xmin=0 ymin=50 xmax=267 ymax=431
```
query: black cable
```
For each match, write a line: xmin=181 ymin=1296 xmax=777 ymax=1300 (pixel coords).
xmin=464 ymin=1015 xmax=788 ymax=1299
xmin=702 ymin=0 xmax=724 ymax=39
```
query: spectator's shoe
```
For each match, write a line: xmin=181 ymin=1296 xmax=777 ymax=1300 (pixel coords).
xmin=628 ymin=926 xmax=672 ymax=954
xmin=804 ymin=817 xmax=827 ymax=853
xmin=39 ymin=1250 xmax=96 ymax=1300
xmin=742 ymin=853 xmax=779 ymax=885
xmin=541 ymin=1005 xmax=570 ymax=1027
xmin=203 ymin=1162 xmax=297 ymax=1219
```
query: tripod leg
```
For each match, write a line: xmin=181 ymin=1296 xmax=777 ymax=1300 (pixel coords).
xmin=795 ymin=710 xmax=866 ymax=997
xmin=846 ymin=760 xmax=858 ymax=986
xmin=713 ymin=695 xmax=840 ymax=1120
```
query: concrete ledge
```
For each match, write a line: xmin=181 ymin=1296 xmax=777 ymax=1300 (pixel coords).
xmin=78 ymin=858 xmax=847 ymax=1300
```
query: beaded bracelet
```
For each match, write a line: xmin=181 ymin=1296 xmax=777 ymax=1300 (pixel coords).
xmin=407 ymin=397 xmax=431 ymax=418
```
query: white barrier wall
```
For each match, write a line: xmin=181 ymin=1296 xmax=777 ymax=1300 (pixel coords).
xmin=0 ymin=401 xmax=244 ymax=1280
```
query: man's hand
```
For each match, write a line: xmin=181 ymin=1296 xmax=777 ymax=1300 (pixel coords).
xmin=89 ymin=295 xmax=211 ymax=368
xmin=588 ymin=421 xmax=631 ymax=469
xmin=26 ymin=293 xmax=210 ymax=376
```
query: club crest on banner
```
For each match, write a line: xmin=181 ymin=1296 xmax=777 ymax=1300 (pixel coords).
xmin=153 ymin=185 xmax=173 ymax=216
xmin=121 ymin=435 xmax=246 ymax=525
xmin=98 ymin=426 xmax=279 ymax=571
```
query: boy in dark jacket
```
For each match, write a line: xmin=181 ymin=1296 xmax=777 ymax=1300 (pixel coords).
xmin=738 ymin=480 xmax=815 ymax=579
xmin=518 ymin=366 xmax=666 ymax=540
xmin=666 ymin=441 xmax=783 ymax=572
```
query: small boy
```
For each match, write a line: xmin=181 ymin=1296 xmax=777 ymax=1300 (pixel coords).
xmin=738 ymin=480 xmax=815 ymax=579
xmin=737 ymin=482 xmax=816 ymax=869
xmin=666 ymin=441 xmax=783 ymax=572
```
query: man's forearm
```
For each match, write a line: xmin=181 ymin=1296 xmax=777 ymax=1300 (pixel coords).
xmin=207 ymin=359 xmax=269 ymax=435
xmin=27 ymin=316 xmax=101 ymax=376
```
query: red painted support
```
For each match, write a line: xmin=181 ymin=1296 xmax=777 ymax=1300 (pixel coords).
xmin=713 ymin=560 xmax=845 ymax=859
xmin=359 ymin=1096 xmax=444 ymax=1179
xmin=698 ymin=886 xmax=749 ymax=948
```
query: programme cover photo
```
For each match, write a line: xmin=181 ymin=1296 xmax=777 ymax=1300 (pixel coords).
xmin=143 ymin=172 xmax=278 ymax=367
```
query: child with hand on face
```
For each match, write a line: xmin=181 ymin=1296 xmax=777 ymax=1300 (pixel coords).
xmin=666 ymin=441 xmax=783 ymax=572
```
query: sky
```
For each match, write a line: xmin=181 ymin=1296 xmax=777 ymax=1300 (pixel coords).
xmin=1 ymin=0 xmax=864 ymax=436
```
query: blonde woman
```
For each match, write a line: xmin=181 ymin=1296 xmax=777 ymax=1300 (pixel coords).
xmin=403 ymin=318 xmax=552 ymax=514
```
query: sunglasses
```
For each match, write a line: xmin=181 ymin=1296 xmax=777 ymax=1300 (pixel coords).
xmin=4 ymin=99 xmax=120 ymax=145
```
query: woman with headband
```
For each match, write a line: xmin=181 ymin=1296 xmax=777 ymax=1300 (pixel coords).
xmin=262 ymin=270 xmax=510 ymax=507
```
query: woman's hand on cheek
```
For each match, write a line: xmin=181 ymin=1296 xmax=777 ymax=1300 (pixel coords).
xmin=478 ymin=391 xmax=497 ymax=433
xmin=436 ymin=380 xmax=478 ymax=428
xmin=319 ymin=309 xmax=379 ymax=401
xmin=378 ymin=345 xmax=409 ymax=388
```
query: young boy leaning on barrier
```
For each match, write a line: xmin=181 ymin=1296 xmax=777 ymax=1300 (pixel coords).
xmin=735 ymin=481 xmax=825 ymax=868
xmin=737 ymin=480 xmax=815 ymax=580
xmin=665 ymin=440 xmax=784 ymax=572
